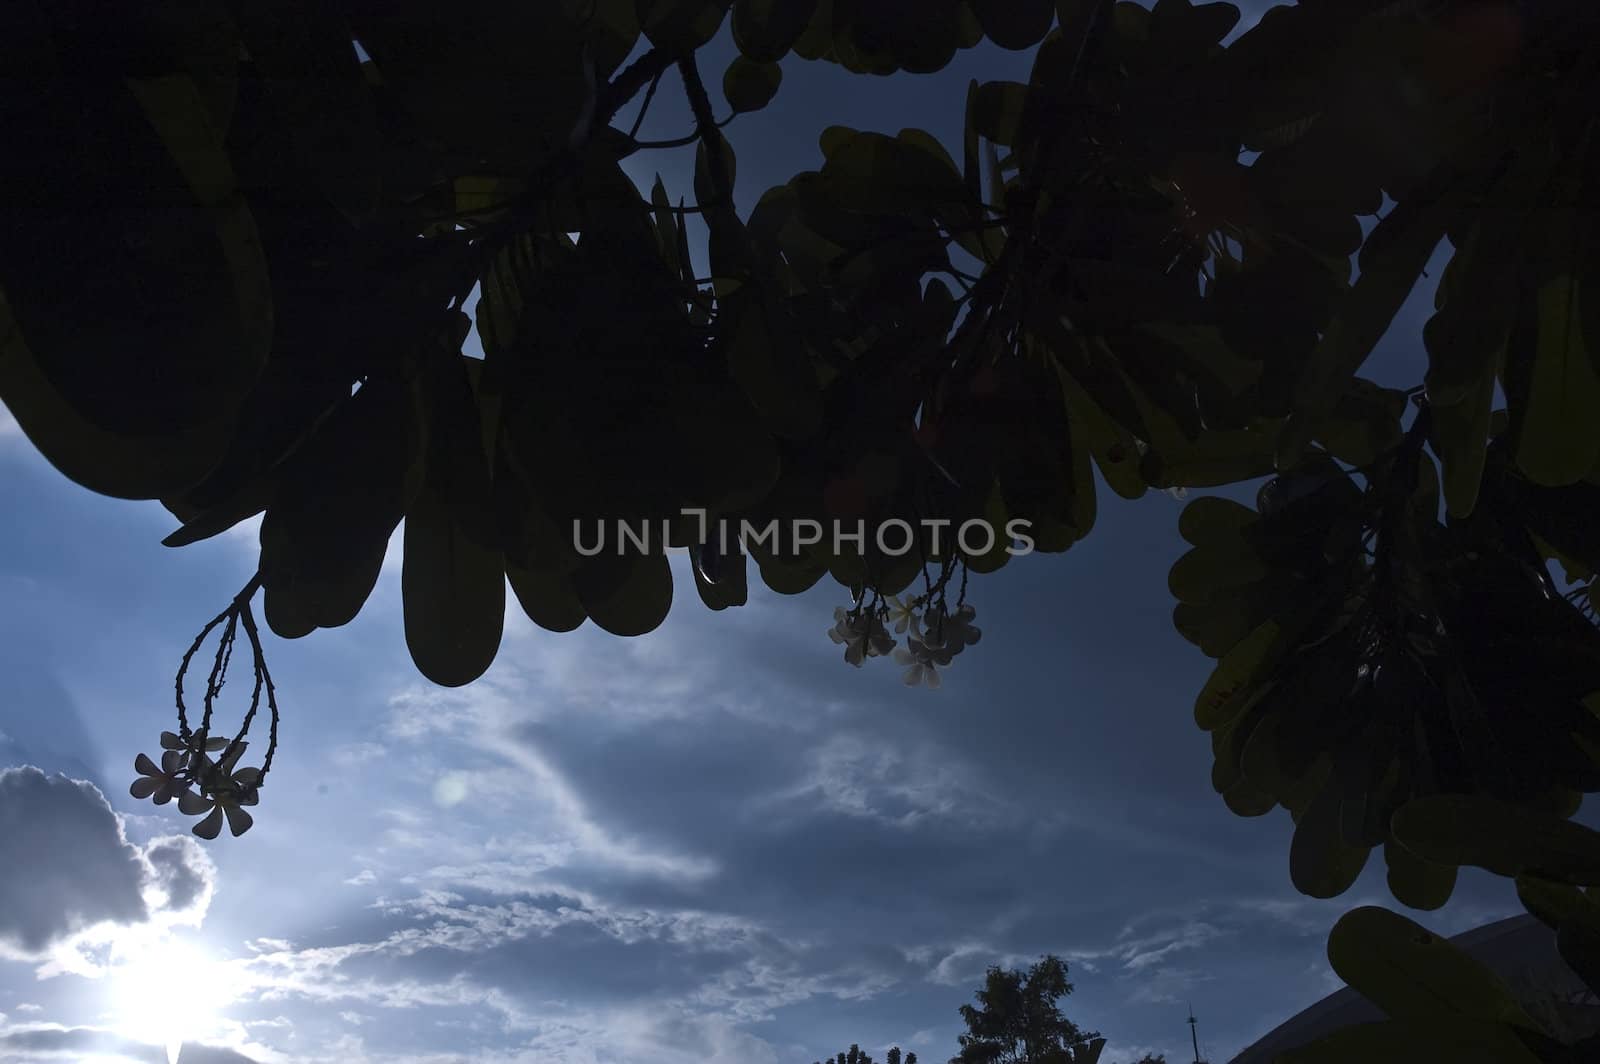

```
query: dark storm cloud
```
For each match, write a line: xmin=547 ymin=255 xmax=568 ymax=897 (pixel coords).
xmin=0 ymin=767 xmax=214 ymax=957
xmin=0 ymin=767 xmax=150 ymax=955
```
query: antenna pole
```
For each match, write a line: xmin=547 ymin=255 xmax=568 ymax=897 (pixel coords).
xmin=1188 ymin=1004 xmax=1201 ymax=1064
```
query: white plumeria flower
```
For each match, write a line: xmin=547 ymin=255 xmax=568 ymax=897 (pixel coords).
xmin=828 ymin=607 xmax=895 ymax=667
xmin=921 ymin=603 xmax=981 ymax=657
xmin=1167 ymin=486 xmax=1189 ymax=500
xmin=893 ymin=636 xmax=945 ymax=689
xmin=885 ymin=595 xmax=923 ymax=637
xmin=130 ymin=750 xmax=188 ymax=806
xmin=161 ymin=728 xmax=228 ymax=767
xmin=178 ymin=742 xmax=261 ymax=839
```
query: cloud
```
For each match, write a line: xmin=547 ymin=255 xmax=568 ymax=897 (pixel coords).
xmin=763 ymin=733 xmax=1012 ymax=830
xmin=214 ymin=579 xmax=1276 ymax=1061
xmin=1124 ymin=965 xmax=1216 ymax=1006
xmin=1119 ymin=922 xmax=1224 ymax=971
xmin=0 ymin=767 xmax=215 ymax=959
xmin=0 ymin=768 xmax=150 ymax=955
xmin=926 ymin=944 xmax=1013 ymax=987
xmin=381 ymin=675 xmax=723 ymax=886
xmin=193 ymin=874 xmax=919 ymax=1064
xmin=0 ymin=1023 xmax=261 ymax=1063
xmin=144 ymin=837 xmax=214 ymax=916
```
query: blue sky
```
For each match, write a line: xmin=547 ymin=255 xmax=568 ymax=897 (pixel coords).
xmin=0 ymin=6 xmax=1535 ymax=1064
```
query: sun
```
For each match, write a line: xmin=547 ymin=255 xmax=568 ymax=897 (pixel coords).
xmin=108 ymin=935 xmax=240 ymax=1064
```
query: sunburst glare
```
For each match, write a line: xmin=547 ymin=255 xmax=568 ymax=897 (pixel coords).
xmin=106 ymin=933 xmax=240 ymax=1064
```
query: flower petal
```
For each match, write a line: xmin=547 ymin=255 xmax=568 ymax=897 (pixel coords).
xmin=161 ymin=750 xmax=184 ymax=774
xmin=926 ymin=667 xmax=942 ymax=690
xmin=130 ymin=778 xmax=158 ymax=800
xmin=178 ymin=790 xmax=212 ymax=816
xmin=192 ymin=807 xmax=224 ymax=840
xmin=223 ymin=802 xmax=254 ymax=837
xmin=219 ymin=741 xmax=247 ymax=773
xmin=134 ymin=753 xmax=159 ymax=776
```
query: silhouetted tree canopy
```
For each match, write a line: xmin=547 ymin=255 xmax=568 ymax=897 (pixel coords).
xmin=953 ymin=955 xmax=1103 ymax=1064
xmin=8 ymin=2 xmax=1600 ymax=1056
xmin=813 ymin=1043 xmax=917 ymax=1064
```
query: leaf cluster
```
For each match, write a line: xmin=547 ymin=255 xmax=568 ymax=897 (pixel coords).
xmin=6 ymin=0 xmax=1600 ymax=925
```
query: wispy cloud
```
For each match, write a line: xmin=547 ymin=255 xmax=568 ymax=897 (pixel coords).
xmin=757 ymin=732 xmax=1011 ymax=830
xmin=382 ymin=676 xmax=722 ymax=885
xmin=218 ymin=882 xmax=899 ymax=1058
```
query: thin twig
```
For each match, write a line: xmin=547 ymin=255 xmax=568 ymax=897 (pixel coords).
xmin=175 ymin=605 xmax=235 ymax=745
xmin=678 ymin=54 xmax=732 ymax=209
xmin=634 ymin=112 xmax=738 ymax=150
xmin=237 ymin=599 xmax=281 ymax=780
xmin=627 ymin=69 xmax=666 ymax=141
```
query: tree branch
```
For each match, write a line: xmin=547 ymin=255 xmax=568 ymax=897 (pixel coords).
xmin=599 ymin=47 xmax=677 ymax=130
xmin=678 ymin=54 xmax=732 ymax=209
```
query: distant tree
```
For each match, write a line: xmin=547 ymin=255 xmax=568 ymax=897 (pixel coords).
xmin=812 ymin=1043 xmax=917 ymax=1064
xmin=952 ymin=955 xmax=1103 ymax=1064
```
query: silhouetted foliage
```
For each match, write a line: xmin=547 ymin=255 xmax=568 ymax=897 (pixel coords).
xmin=8 ymin=1 xmax=1600 ymax=1055
xmin=813 ymin=1044 xmax=917 ymax=1064
xmin=953 ymin=955 xmax=1103 ymax=1064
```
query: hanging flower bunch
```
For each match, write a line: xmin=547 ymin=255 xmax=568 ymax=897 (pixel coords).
xmin=826 ymin=554 xmax=982 ymax=687
xmin=130 ymin=575 xmax=279 ymax=839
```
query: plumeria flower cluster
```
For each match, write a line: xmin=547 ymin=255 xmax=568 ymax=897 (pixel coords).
xmin=893 ymin=601 xmax=982 ymax=689
xmin=826 ymin=585 xmax=982 ymax=688
xmin=131 ymin=574 xmax=280 ymax=841
xmin=131 ymin=729 xmax=264 ymax=839
xmin=828 ymin=605 xmax=895 ymax=666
